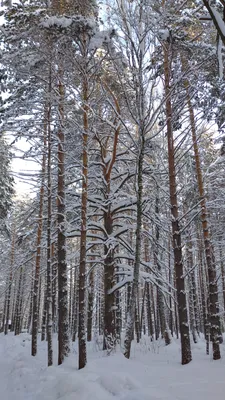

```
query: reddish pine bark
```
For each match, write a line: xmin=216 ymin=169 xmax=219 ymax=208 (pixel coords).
xmin=163 ymin=42 xmax=192 ymax=365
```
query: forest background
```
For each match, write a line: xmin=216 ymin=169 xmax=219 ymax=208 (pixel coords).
xmin=0 ymin=0 xmax=225 ymax=371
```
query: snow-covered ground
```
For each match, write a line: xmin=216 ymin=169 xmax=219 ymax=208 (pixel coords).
xmin=1 ymin=333 xmax=225 ymax=400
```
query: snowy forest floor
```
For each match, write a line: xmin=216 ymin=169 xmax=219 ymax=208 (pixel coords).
xmin=1 ymin=333 xmax=225 ymax=400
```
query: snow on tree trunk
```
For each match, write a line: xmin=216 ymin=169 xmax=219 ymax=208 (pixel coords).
xmin=51 ymin=243 xmax=57 ymax=334
xmin=47 ymin=97 xmax=53 ymax=367
xmin=31 ymin=119 xmax=46 ymax=356
xmin=57 ymin=78 xmax=70 ymax=365
xmin=154 ymin=187 xmax=171 ymax=346
xmin=41 ymin=281 xmax=47 ymax=342
xmin=186 ymin=239 xmax=198 ymax=344
xmin=124 ymin=139 xmax=144 ymax=359
xmin=78 ymin=73 xmax=88 ymax=370
xmin=103 ymin=207 xmax=116 ymax=352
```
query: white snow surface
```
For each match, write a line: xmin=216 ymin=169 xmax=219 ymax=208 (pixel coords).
xmin=1 ymin=333 xmax=225 ymax=400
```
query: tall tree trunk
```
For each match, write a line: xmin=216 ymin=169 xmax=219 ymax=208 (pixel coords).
xmin=38 ymin=275 xmax=42 ymax=331
xmin=218 ymin=236 xmax=225 ymax=317
xmin=10 ymin=271 xmax=17 ymax=333
xmin=183 ymin=61 xmax=221 ymax=359
xmin=163 ymin=42 xmax=192 ymax=365
xmin=144 ymin=233 xmax=154 ymax=340
xmin=98 ymin=82 xmax=121 ymax=352
xmin=15 ymin=267 xmax=23 ymax=336
xmin=197 ymin=228 xmax=208 ymax=339
xmin=87 ymin=268 xmax=94 ymax=342
xmin=151 ymin=284 xmax=158 ymax=340
xmin=115 ymin=262 xmax=122 ymax=341
xmin=31 ymin=115 xmax=46 ymax=355
xmin=1 ymin=277 xmax=8 ymax=332
xmin=140 ymin=283 xmax=147 ymax=335
xmin=47 ymin=99 xmax=53 ymax=366
xmin=78 ymin=70 xmax=88 ymax=370
xmin=57 ymin=77 xmax=69 ymax=365
xmin=135 ymin=296 xmax=141 ymax=344
xmin=51 ymin=243 xmax=57 ymax=333
xmin=72 ymin=265 xmax=78 ymax=342
xmin=27 ymin=264 xmax=34 ymax=334
xmin=124 ymin=137 xmax=144 ymax=359
xmin=5 ymin=224 xmax=15 ymax=335
xmin=17 ymin=269 xmax=25 ymax=334
xmin=69 ymin=266 xmax=73 ymax=333
xmin=168 ymin=239 xmax=174 ymax=337
xmin=154 ymin=187 xmax=171 ymax=345
xmin=186 ymin=239 xmax=198 ymax=344
xmin=41 ymin=280 xmax=47 ymax=341
xmin=103 ymin=206 xmax=116 ymax=351
xmin=146 ymin=283 xmax=154 ymax=340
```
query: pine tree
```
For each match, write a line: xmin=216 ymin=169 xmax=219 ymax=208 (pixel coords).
xmin=163 ymin=38 xmax=192 ymax=365
xmin=0 ymin=136 xmax=14 ymax=222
